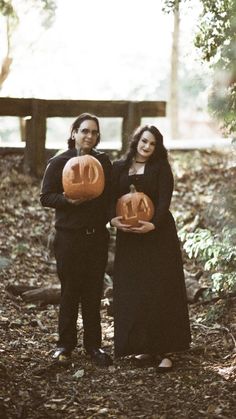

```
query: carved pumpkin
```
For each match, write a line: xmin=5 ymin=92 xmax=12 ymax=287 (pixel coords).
xmin=62 ymin=155 xmax=105 ymax=200
xmin=116 ymin=184 xmax=154 ymax=226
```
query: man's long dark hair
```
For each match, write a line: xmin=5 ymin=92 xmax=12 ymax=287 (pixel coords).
xmin=67 ymin=113 xmax=101 ymax=149
xmin=124 ymin=125 xmax=168 ymax=166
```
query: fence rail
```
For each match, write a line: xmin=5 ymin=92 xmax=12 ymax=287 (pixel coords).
xmin=0 ymin=97 xmax=166 ymax=176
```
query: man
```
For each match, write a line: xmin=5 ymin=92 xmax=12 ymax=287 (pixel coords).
xmin=40 ymin=113 xmax=112 ymax=367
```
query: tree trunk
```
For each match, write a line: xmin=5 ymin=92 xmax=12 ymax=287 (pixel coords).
xmin=169 ymin=3 xmax=180 ymax=139
xmin=0 ymin=17 xmax=13 ymax=89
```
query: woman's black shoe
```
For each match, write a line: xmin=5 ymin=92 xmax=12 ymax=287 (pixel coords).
xmin=87 ymin=348 xmax=113 ymax=367
xmin=52 ymin=347 xmax=71 ymax=361
xmin=156 ymin=357 xmax=173 ymax=372
xmin=133 ymin=354 xmax=155 ymax=367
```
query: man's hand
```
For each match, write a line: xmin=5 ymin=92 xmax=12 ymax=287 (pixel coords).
xmin=64 ymin=193 xmax=87 ymax=205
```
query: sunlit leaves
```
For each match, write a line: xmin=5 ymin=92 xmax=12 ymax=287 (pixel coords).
xmin=195 ymin=0 xmax=234 ymax=62
xmin=0 ymin=0 xmax=57 ymax=30
xmin=0 ymin=0 xmax=15 ymax=16
xmin=194 ymin=0 xmax=236 ymax=135
xmin=181 ymin=227 xmax=236 ymax=295
xmin=162 ymin=0 xmax=187 ymax=13
xmin=162 ymin=0 xmax=236 ymax=134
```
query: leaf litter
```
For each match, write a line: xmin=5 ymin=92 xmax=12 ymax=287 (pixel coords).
xmin=0 ymin=150 xmax=235 ymax=418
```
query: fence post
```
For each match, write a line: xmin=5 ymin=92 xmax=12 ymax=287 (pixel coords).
xmin=122 ymin=102 xmax=141 ymax=153
xmin=24 ymin=99 xmax=47 ymax=177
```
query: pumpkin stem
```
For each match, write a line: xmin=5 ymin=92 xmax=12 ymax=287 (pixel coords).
xmin=129 ymin=184 xmax=137 ymax=193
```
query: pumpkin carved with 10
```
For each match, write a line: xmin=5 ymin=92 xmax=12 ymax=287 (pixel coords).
xmin=62 ymin=155 xmax=105 ymax=200
xmin=116 ymin=184 xmax=154 ymax=227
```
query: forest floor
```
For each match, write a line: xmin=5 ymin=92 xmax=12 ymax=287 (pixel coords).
xmin=0 ymin=149 xmax=236 ymax=419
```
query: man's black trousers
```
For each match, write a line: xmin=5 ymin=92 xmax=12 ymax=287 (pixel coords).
xmin=53 ymin=228 xmax=109 ymax=352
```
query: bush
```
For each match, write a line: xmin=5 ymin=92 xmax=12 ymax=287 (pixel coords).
xmin=180 ymin=226 xmax=236 ymax=296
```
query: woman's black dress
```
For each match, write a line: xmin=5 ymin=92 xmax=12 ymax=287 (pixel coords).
xmin=111 ymin=158 xmax=191 ymax=357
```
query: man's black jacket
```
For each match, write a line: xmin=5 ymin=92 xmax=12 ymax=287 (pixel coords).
xmin=40 ymin=148 xmax=112 ymax=231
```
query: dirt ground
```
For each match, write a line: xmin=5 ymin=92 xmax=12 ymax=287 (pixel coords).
xmin=0 ymin=151 xmax=235 ymax=419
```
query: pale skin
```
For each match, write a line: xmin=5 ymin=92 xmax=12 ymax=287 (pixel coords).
xmin=65 ymin=119 xmax=99 ymax=205
xmin=111 ymin=130 xmax=156 ymax=234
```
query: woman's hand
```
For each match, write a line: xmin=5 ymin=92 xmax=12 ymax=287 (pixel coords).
xmin=110 ymin=216 xmax=132 ymax=232
xmin=130 ymin=220 xmax=155 ymax=234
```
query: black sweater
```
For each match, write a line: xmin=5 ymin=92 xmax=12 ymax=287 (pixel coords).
xmin=40 ymin=148 xmax=112 ymax=231
xmin=109 ymin=158 xmax=174 ymax=229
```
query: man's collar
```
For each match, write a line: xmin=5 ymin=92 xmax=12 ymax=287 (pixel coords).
xmin=76 ymin=147 xmax=97 ymax=156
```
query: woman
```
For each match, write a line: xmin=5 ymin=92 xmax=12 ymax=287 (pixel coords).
xmin=110 ymin=124 xmax=191 ymax=371
xmin=40 ymin=113 xmax=112 ymax=366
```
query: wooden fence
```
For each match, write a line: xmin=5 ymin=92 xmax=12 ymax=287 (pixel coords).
xmin=0 ymin=97 xmax=166 ymax=176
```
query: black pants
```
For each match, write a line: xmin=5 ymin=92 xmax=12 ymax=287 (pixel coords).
xmin=53 ymin=228 xmax=109 ymax=352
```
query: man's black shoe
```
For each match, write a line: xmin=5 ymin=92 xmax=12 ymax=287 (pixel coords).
xmin=52 ymin=347 xmax=71 ymax=362
xmin=87 ymin=348 xmax=113 ymax=367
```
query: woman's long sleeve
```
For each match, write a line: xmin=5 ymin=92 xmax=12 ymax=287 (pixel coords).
xmin=152 ymin=161 xmax=174 ymax=228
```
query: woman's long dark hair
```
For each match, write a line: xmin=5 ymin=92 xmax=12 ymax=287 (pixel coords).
xmin=124 ymin=124 xmax=168 ymax=165
xmin=67 ymin=113 xmax=101 ymax=149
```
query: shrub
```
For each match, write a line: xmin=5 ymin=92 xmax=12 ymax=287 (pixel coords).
xmin=180 ymin=227 xmax=236 ymax=296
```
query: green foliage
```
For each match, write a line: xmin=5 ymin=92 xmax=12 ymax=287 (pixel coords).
xmin=13 ymin=242 xmax=30 ymax=257
xmin=180 ymin=227 xmax=236 ymax=296
xmin=0 ymin=0 xmax=57 ymax=88
xmin=0 ymin=0 xmax=57 ymax=29
xmin=0 ymin=0 xmax=14 ymax=16
xmin=162 ymin=0 xmax=187 ymax=13
xmin=36 ymin=0 xmax=57 ymax=29
xmin=195 ymin=0 xmax=236 ymax=135
xmin=203 ymin=300 xmax=227 ymax=324
xmin=0 ymin=0 xmax=18 ymax=27
xmin=194 ymin=0 xmax=234 ymax=62
xmin=162 ymin=0 xmax=236 ymax=135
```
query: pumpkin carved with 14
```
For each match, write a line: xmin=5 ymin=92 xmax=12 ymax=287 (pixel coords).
xmin=116 ymin=184 xmax=154 ymax=227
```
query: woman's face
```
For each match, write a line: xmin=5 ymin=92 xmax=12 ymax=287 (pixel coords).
xmin=73 ymin=119 xmax=99 ymax=153
xmin=136 ymin=130 xmax=156 ymax=161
